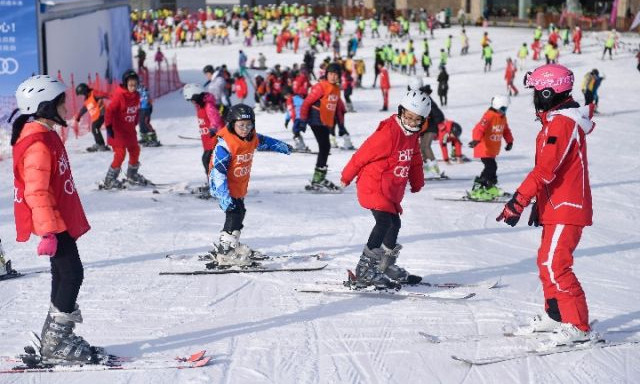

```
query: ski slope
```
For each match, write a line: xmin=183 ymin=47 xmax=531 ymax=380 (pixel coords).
xmin=1 ymin=22 xmax=639 ymax=383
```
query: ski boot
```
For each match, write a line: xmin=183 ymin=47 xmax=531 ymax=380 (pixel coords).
xmin=546 ymin=323 xmax=596 ymax=348
xmin=97 ymin=144 xmax=110 ymax=152
xmin=305 ymin=166 xmax=341 ymax=192
xmin=485 ymin=184 xmax=505 ymax=198
xmin=380 ymin=244 xmax=422 ymax=284
xmin=467 ymin=177 xmax=494 ymax=201
xmin=353 ymin=247 xmax=401 ymax=290
xmin=341 ymin=135 xmax=355 ymax=150
xmin=329 ymin=134 xmax=339 ymax=148
xmin=210 ymin=231 xmax=255 ymax=269
xmin=514 ymin=312 xmax=562 ymax=335
xmin=0 ymin=240 xmax=18 ymax=278
xmin=346 ymin=102 xmax=356 ymax=112
xmin=424 ymin=160 xmax=444 ymax=179
xmin=143 ymin=132 xmax=162 ymax=147
xmin=293 ymin=135 xmax=310 ymax=152
xmin=101 ymin=167 xmax=124 ymax=190
xmin=86 ymin=144 xmax=100 ymax=152
xmin=126 ymin=163 xmax=151 ymax=186
xmin=40 ymin=304 xmax=103 ymax=364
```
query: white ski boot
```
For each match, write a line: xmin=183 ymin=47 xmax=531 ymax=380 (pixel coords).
xmin=329 ymin=134 xmax=339 ymax=148
xmin=424 ymin=159 xmax=444 ymax=179
xmin=513 ymin=312 xmax=562 ymax=335
xmin=540 ymin=323 xmax=597 ymax=350
xmin=293 ymin=136 xmax=310 ymax=152
xmin=214 ymin=231 xmax=255 ymax=268
xmin=341 ymin=135 xmax=355 ymax=150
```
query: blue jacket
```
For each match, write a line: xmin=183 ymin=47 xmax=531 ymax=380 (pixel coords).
xmin=210 ymin=133 xmax=290 ymax=211
xmin=138 ymin=86 xmax=152 ymax=110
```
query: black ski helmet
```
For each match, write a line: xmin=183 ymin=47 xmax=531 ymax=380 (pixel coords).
xmin=75 ymin=83 xmax=90 ymax=96
xmin=121 ymin=69 xmax=139 ymax=87
xmin=226 ymin=103 xmax=255 ymax=138
xmin=451 ymin=122 xmax=462 ymax=138
xmin=326 ymin=62 xmax=341 ymax=75
xmin=203 ymin=64 xmax=214 ymax=74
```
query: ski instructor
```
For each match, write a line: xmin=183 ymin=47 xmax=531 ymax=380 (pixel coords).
xmin=496 ymin=64 xmax=596 ymax=346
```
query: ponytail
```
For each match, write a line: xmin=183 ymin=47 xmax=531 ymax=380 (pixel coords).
xmin=10 ymin=114 xmax=32 ymax=146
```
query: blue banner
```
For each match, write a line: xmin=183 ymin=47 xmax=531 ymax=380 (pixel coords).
xmin=0 ymin=0 xmax=39 ymax=97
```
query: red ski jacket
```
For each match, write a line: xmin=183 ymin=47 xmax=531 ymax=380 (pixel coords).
xmin=379 ymin=67 xmax=390 ymax=90
xmin=517 ymin=100 xmax=594 ymax=226
xmin=105 ymin=86 xmax=140 ymax=147
xmin=341 ymin=115 xmax=424 ymax=214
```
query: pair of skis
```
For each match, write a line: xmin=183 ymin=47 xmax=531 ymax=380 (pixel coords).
xmin=161 ymin=253 xmax=329 ymax=275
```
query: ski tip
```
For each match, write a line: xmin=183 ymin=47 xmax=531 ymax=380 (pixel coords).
xmin=451 ymin=355 xmax=471 ymax=364
xmin=193 ymin=356 xmax=211 ymax=367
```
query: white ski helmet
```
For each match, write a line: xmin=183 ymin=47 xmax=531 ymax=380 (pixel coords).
xmin=183 ymin=83 xmax=204 ymax=101
xmin=407 ymin=77 xmax=424 ymax=91
xmin=15 ymin=75 xmax=67 ymax=115
xmin=400 ymin=90 xmax=431 ymax=118
xmin=491 ymin=95 xmax=510 ymax=112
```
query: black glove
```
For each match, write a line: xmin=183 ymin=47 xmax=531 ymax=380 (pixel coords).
xmin=496 ymin=192 xmax=530 ymax=227
xmin=106 ymin=125 xmax=114 ymax=138
xmin=528 ymin=201 xmax=540 ymax=227
xmin=505 ymin=142 xmax=513 ymax=151
xmin=468 ymin=140 xmax=479 ymax=148
xmin=286 ymin=143 xmax=294 ymax=152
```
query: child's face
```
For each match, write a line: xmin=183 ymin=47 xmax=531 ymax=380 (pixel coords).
xmin=234 ymin=119 xmax=253 ymax=138
xmin=127 ymin=79 xmax=138 ymax=92
xmin=400 ymin=109 xmax=423 ymax=131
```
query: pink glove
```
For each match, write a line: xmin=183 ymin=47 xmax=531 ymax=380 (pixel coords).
xmin=37 ymin=233 xmax=58 ymax=257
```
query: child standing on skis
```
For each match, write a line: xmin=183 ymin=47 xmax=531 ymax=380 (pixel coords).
xmin=283 ymin=86 xmax=310 ymax=152
xmin=183 ymin=83 xmax=225 ymax=178
xmin=102 ymin=70 xmax=147 ymax=189
xmin=74 ymin=83 xmax=109 ymax=152
xmin=497 ymin=64 xmax=596 ymax=346
xmin=468 ymin=95 xmax=514 ymax=200
xmin=341 ymin=90 xmax=429 ymax=289
xmin=209 ymin=104 xmax=292 ymax=267
xmin=11 ymin=75 xmax=100 ymax=364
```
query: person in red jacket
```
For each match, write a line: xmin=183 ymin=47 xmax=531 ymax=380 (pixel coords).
xmin=11 ymin=75 xmax=101 ymax=364
xmin=572 ymin=26 xmax=582 ymax=54
xmin=438 ymin=119 xmax=464 ymax=164
xmin=292 ymin=68 xmax=310 ymax=97
xmin=183 ymin=83 xmax=225 ymax=196
xmin=102 ymin=70 xmax=147 ymax=189
xmin=468 ymin=95 xmax=514 ymax=200
xmin=299 ymin=62 xmax=346 ymax=191
xmin=378 ymin=62 xmax=390 ymax=111
xmin=497 ymin=64 xmax=596 ymax=346
xmin=504 ymin=58 xmax=519 ymax=96
xmin=233 ymin=72 xmax=248 ymax=104
xmin=341 ymin=90 xmax=429 ymax=289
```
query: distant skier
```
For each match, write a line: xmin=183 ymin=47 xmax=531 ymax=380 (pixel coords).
xmin=497 ymin=64 xmax=596 ymax=346
xmin=183 ymin=83 xmax=224 ymax=188
xmin=505 ymin=58 xmax=519 ymax=96
xmin=341 ymin=90 xmax=429 ymax=289
xmin=437 ymin=66 xmax=449 ymax=106
xmin=11 ymin=75 xmax=100 ymax=364
xmin=74 ymin=83 xmax=110 ymax=152
xmin=209 ymin=104 xmax=291 ymax=266
xmin=103 ymin=70 xmax=149 ymax=189
xmin=468 ymin=95 xmax=514 ymax=200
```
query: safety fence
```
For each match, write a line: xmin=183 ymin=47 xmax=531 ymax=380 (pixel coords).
xmin=0 ymin=57 xmax=182 ymax=160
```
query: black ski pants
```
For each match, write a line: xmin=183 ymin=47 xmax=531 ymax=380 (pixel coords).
xmin=310 ymin=124 xmax=331 ymax=168
xmin=367 ymin=210 xmax=401 ymax=250
xmin=50 ymin=232 xmax=84 ymax=313
xmin=480 ymin=157 xmax=498 ymax=186
xmin=91 ymin=116 xmax=106 ymax=146
xmin=223 ymin=198 xmax=246 ymax=233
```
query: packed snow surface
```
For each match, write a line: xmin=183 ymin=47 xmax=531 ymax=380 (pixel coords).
xmin=1 ymin=22 xmax=639 ymax=383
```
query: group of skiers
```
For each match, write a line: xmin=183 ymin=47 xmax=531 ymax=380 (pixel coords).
xmin=1 ymin=7 xmax=613 ymax=367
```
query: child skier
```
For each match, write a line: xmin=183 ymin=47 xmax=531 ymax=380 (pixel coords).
xmin=102 ymin=70 xmax=148 ymax=189
xmin=299 ymin=63 xmax=347 ymax=191
xmin=438 ymin=119 xmax=464 ymax=164
xmin=137 ymin=84 xmax=161 ymax=147
xmin=497 ymin=64 xmax=596 ymax=346
xmin=11 ymin=75 xmax=100 ymax=363
xmin=233 ymin=72 xmax=248 ymax=104
xmin=468 ymin=95 xmax=514 ymax=200
xmin=283 ymin=86 xmax=310 ymax=152
xmin=209 ymin=104 xmax=291 ymax=266
xmin=505 ymin=57 xmax=519 ymax=96
xmin=74 ymin=83 xmax=110 ymax=152
xmin=340 ymin=90 xmax=429 ymax=289
xmin=183 ymin=83 xmax=225 ymax=179
xmin=437 ymin=66 xmax=449 ymax=106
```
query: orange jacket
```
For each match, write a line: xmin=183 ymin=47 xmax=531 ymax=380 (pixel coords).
xmin=217 ymin=127 xmax=259 ymax=198
xmin=471 ymin=109 xmax=513 ymax=158
xmin=15 ymin=122 xmax=67 ymax=235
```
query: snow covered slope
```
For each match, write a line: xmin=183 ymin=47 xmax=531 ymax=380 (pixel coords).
xmin=0 ymin=22 xmax=639 ymax=383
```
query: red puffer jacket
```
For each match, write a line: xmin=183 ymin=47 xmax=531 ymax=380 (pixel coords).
xmin=341 ymin=115 xmax=424 ymax=214
xmin=517 ymin=100 xmax=594 ymax=226
xmin=105 ymin=86 xmax=140 ymax=147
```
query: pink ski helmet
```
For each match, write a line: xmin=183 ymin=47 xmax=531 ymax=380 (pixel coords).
xmin=524 ymin=64 xmax=574 ymax=93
